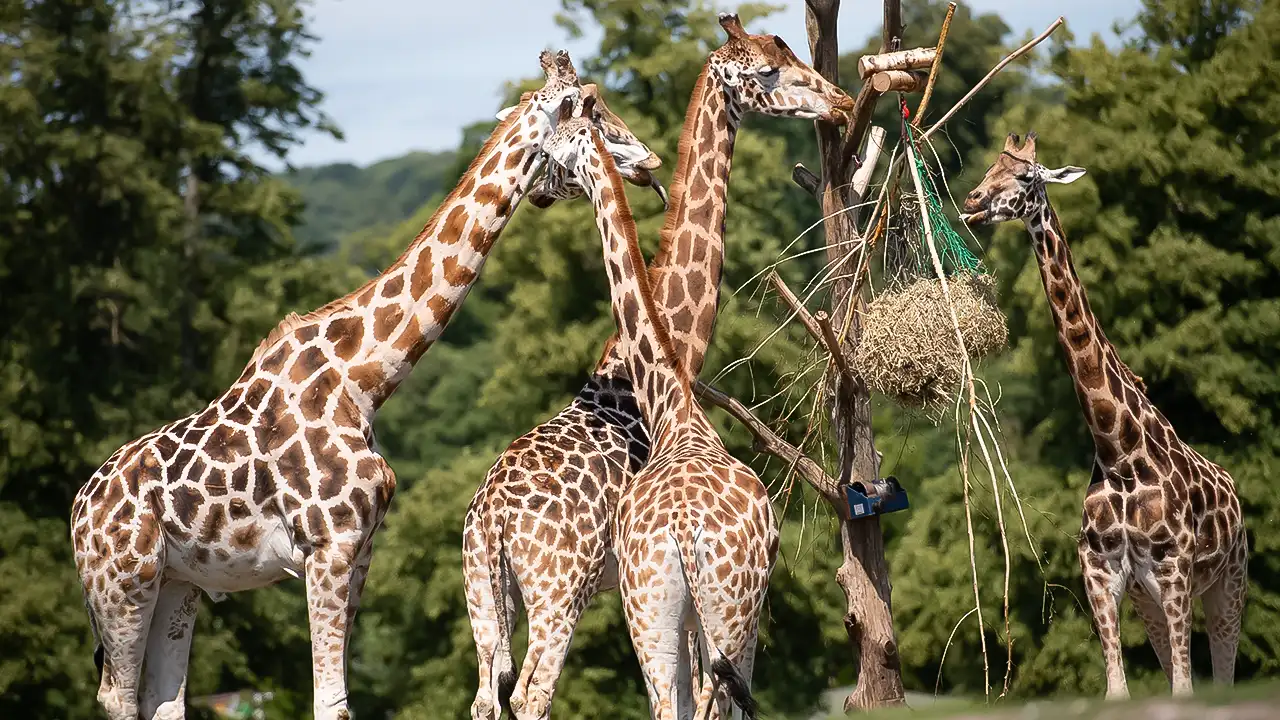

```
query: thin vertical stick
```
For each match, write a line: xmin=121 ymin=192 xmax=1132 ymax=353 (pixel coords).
xmin=971 ymin=413 xmax=1013 ymax=697
xmin=912 ymin=2 xmax=956 ymax=128
xmin=904 ymin=137 xmax=991 ymax=702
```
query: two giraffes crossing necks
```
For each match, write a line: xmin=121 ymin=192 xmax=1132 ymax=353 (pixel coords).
xmin=71 ymin=14 xmax=1245 ymax=720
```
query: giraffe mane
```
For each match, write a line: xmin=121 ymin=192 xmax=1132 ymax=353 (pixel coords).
xmin=651 ymin=64 xmax=711 ymax=271
xmin=1120 ymin=360 xmax=1147 ymax=394
xmin=249 ymin=311 xmax=322 ymax=362
xmin=246 ymin=99 xmax=533 ymax=367
xmin=590 ymin=129 xmax=680 ymax=371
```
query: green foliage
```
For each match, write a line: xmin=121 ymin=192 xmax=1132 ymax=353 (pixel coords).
xmin=0 ymin=1 xmax=348 ymax=716
xmin=285 ymin=151 xmax=456 ymax=250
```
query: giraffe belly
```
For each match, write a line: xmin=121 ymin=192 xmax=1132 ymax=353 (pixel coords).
xmin=165 ymin=515 xmax=303 ymax=594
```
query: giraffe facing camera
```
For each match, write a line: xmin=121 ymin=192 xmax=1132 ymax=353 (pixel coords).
xmin=962 ymin=131 xmax=1248 ymax=700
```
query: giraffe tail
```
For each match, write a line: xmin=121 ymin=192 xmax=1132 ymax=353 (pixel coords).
xmin=483 ymin=514 xmax=517 ymax=714
xmin=672 ymin=528 xmax=759 ymax=720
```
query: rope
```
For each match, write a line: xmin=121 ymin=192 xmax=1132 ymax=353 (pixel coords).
xmin=906 ymin=124 xmax=981 ymax=276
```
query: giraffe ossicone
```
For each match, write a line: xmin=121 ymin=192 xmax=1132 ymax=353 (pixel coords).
xmin=68 ymin=48 xmax=660 ymax=720
xmin=462 ymin=17 xmax=851 ymax=720
xmin=963 ymin=131 xmax=1248 ymax=701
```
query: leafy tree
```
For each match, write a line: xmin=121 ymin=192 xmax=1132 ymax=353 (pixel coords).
xmin=0 ymin=1 xmax=348 ymax=715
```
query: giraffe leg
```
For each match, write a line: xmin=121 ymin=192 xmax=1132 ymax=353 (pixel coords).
xmin=89 ymin=571 xmax=162 ymax=720
xmin=729 ymin=628 xmax=760 ymax=720
xmin=509 ymin=602 xmax=581 ymax=720
xmin=139 ymin=580 xmax=202 ymax=720
xmin=343 ymin=533 xmax=376 ymax=657
xmin=304 ymin=541 xmax=359 ymax=720
xmin=677 ymin=626 xmax=697 ymax=720
xmin=683 ymin=533 xmax=766 ymax=720
xmin=463 ymin=511 xmax=511 ymax=720
xmin=1130 ymin=588 xmax=1172 ymax=684
xmin=621 ymin=541 xmax=690 ymax=720
xmin=509 ymin=548 xmax=605 ymax=720
xmin=1079 ymin=541 xmax=1128 ymax=700
xmin=1156 ymin=568 xmax=1194 ymax=697
xmin=1202 ymin=536 xmax=1248 ymax=687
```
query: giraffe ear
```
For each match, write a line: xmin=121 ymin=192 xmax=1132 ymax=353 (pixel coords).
xmin=495 ymin=105 xmax=517 ymax=122
xmin=718 ymin=63 xmax=749 ymax=88
xmin=1042 ymin=165 xmax=1086 ymax=185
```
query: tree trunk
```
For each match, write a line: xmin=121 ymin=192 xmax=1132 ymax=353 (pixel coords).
xmin=802 ymin=0 xmax=906 ymax=710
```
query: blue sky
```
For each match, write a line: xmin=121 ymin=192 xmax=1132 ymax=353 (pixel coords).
xmin=287 ymin=0 xmax=1143 ymax=168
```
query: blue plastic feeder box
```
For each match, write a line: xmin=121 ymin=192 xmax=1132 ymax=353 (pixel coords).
xmin=845 ymin=476 xmax=909 ymax=519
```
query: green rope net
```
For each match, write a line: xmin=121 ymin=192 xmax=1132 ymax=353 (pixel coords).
xmin=906 ymin=124 xmax=981 ymax=276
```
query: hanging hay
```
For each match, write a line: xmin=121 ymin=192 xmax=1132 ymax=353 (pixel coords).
xmin=854 ymin=271 xmax=1007 ymax=411
xmin=849 ymin=123 xmax=1011 ymax=414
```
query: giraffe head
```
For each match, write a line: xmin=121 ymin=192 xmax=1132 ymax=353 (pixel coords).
xmin=524 ymin=84 xmax=667 ymax=210
xmin=709 ymin=13 xmax=854 ymax=123
xmin=534 ymin=94 xmax=669 ymax=208
xmin=492 ymin=49 xmax=582 ymax=151
xmin=961 ymin=132 xmax=1086 ymax=225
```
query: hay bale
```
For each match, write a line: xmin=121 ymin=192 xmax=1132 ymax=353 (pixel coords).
xmin=853 ymin=272 xmax=1008 ymax=412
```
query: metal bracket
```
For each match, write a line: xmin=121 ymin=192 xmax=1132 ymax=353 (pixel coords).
xmin=844 ymin=476 xmax=909 ymax=519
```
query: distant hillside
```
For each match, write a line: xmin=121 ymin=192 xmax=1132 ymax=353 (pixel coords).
xmin=284 ymin=150 xmax=455 ymax=250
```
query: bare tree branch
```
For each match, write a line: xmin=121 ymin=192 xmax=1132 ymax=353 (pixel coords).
xmin=815 ymin=311 xmax=854 ymax=379
xmin=695 ymin=381 xmax=843 ymax=508
xmin=920 ymin=16 xmax=1064 ymax=142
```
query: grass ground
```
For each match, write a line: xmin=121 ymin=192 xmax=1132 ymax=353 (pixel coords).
xmin=804 ymin=679 xmax=1280 ymax=720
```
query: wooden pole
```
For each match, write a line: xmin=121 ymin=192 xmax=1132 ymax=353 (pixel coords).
xmin=799 ymin=0 xmax=906 ymax=710
xmin=911 ymin=2 xmax=956 ymax=127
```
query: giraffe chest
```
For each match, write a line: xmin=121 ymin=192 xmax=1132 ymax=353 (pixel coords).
xmin=164 ymin=511 xmax=303 ymax=594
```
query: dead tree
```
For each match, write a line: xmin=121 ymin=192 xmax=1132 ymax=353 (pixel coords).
xmin=798 ymin=0 xmax=907 ymax=709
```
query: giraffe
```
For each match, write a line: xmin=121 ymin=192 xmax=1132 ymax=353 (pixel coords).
xmin=961 ymin=132 xmax=1248 ymax=699
xmin=68 ymin=50 xmax=662 ymax=720
xmin=538 ymin=94 xmax=779 ymax=720
xmin=461 ymin=14 xmax=852 ymax=719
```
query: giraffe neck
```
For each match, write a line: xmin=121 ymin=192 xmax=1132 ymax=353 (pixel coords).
xmin=583 ymin=130 xmax=691 ymax=443
xmin=253 ymin=104 xmax=550 ymax=417
xmin=1025 ymin=203 xmax=1149 ymax=464
xmin=593 ymin=63 xmax=739 ymax=381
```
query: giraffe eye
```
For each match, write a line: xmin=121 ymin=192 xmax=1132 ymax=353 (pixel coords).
xmin=758 ymin=65 xmax=778 ymax=77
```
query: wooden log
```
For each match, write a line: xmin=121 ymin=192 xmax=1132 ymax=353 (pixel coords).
xmin=857 ymin=46 xmax=936 ymax=79
xmin=871 ymin=70 xmax=926 ymax=93
xmin=852 ymin=126 xmax=886 ymax=200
